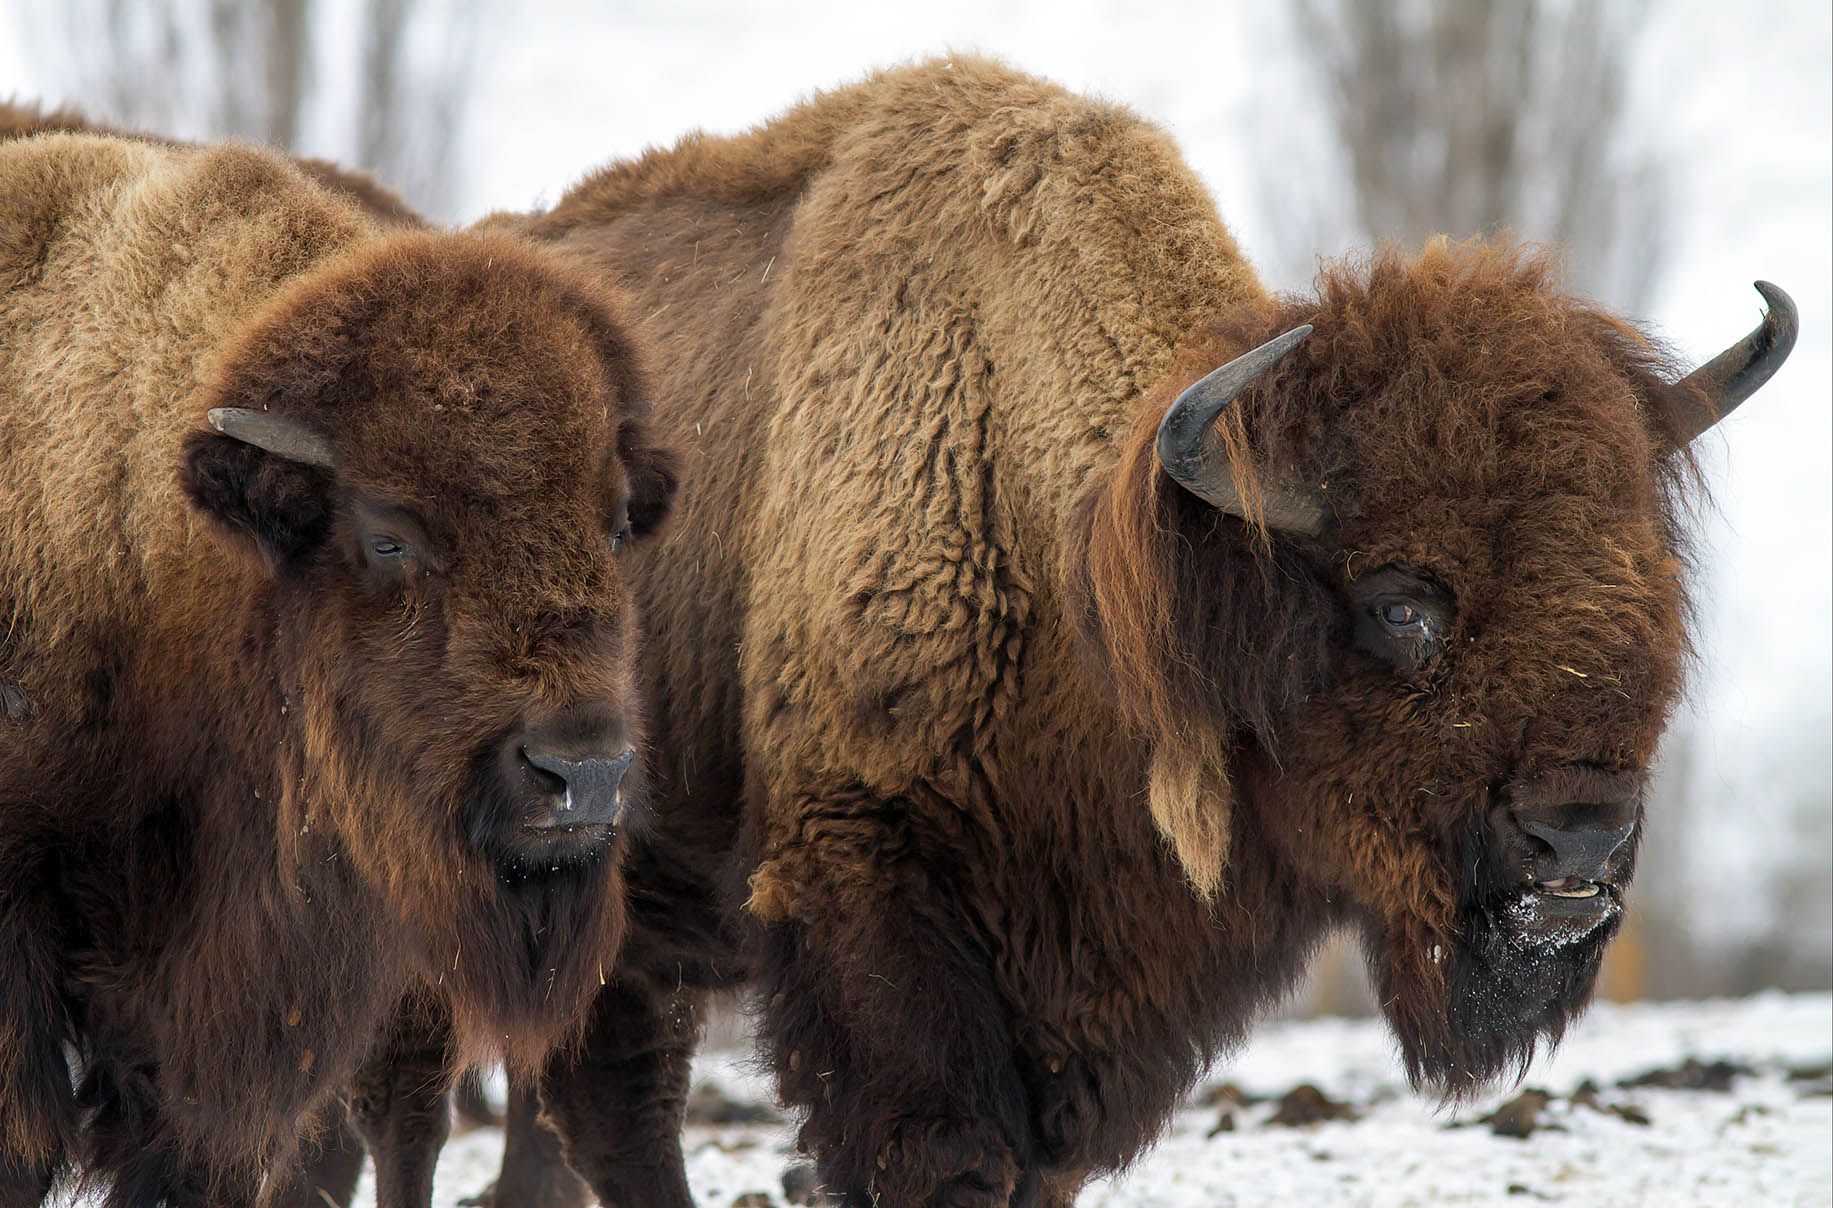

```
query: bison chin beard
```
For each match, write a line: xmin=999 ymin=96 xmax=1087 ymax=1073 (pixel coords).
xmin=1365 ymin=889 xmax=1621 ymax=1101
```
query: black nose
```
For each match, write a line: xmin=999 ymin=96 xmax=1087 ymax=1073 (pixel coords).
xmin=523 ymin=747 xmax=634 ymax=819
xmin=516 ymin=716 xmax=635 ymax=829
xmin=1513 ymin=801 xmax=1636 ymax=883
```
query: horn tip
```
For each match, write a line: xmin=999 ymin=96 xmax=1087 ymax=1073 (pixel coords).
xmin=1752 ymin=281 xmax=1800 ymax=353
xmin=1753 ymin=279 xmax=1797 ymax=316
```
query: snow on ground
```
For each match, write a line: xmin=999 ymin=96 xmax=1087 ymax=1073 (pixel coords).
xmin=353 ymin=992 xmax=1831 ymax=1208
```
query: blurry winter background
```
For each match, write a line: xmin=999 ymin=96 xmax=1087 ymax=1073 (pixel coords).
xmin=1 ymin=0 xmax=1825 ymax=1006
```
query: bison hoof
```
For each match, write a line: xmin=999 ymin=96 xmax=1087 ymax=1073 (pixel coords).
xmin=835 ymin=1117 xmax=1022 ymax=1208
xmin=457 ymin=1173 xmax=589 ymax=1208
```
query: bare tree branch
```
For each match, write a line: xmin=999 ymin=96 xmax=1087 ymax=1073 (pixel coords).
xmin=1275 ymin=0 xmax=1669 ymax=312
xmin=19 ymin=0 xmax=482 ymax=219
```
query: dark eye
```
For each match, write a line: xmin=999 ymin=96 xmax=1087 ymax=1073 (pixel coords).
xmin=370 ymin=537 xmax=408 ymax=560
xmin=610 ymin=527 xmax=631 ymax=555
xmin=1373 ymin=596 xmax=1435 ymax=639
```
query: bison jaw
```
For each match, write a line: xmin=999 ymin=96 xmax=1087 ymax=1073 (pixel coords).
xmin=1372 ymin=887 xmax=1622 ymax=1100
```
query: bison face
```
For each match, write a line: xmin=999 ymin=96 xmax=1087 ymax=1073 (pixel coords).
xmin=178 ymin=235 xmax=676 ymax=1040
xmin=1088 ymin=242 xmax=1792 ymax=1097
xmin=1273 ymin=534 xmax=1671 ymax=1097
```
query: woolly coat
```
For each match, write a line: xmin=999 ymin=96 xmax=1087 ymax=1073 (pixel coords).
xmin=497 ymin=58 xmax=1304 ymax=1185
xmin=0 ymin=132 xmax=660 ymax=1193
xmin=500 ymin=56 xmax=1701 ymax=1200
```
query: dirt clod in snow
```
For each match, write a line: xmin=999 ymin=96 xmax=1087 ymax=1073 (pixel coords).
xmin=687 ymin=1083 xmax=783 ymax=1126
xmin=1618 ymin=1057 xmax=1751 ymax=1091
xmin=1267 ymin=1083 xmax=1359 ymax=1126
xmin=1486 ymin=1089 xmax=1554 ymax=1138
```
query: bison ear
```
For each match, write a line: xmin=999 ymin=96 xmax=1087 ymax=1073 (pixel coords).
xmin=181 ymin=426 xmax=336 ymax=571
xmin=621 ymin=424 xmax=680 ymax=540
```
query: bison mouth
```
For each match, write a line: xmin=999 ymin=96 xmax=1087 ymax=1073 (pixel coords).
xmin=1510 ymin=877 xmax=1620 ymax=940
xmin=1378 ymin=895 xmax=1621 ymax=1100
xmin=1375 ymin=810 xmax=1630 ymax=1098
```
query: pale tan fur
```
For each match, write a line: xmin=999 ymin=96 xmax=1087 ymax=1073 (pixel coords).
xmin=507 ymin=57 xmax=1268 ymax=893
xmin=0 ymin=134 xmax=371 ymax=719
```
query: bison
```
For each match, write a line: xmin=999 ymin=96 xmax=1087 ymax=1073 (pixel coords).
xmin=0 ymin=130 xmax=676 ymax=1204
xmin=400 ymin=59 xmax=1796 ymax=1202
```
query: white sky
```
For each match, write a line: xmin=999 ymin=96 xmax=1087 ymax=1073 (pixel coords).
xmin=1 ymin=0 xmax=1827 ymax=944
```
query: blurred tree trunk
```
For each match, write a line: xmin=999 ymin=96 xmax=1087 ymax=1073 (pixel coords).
xmin=20 ymin=0 xmax=482 ymax=218
xmin=1275 ymin=0 xmax=1669 ymax=313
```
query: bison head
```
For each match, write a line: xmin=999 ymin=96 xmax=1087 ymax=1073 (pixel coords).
xmin=1080 ymin=242 xmax=1793 ymax=1096
xmin=179 ymin=232 xmax=677 ymax=1056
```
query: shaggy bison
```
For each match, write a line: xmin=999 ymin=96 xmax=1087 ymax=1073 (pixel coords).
xmin=369 ymin=58 xmax=1791 ymax=1202
xmin=0 ymin=131 xmax=675 ymax=1203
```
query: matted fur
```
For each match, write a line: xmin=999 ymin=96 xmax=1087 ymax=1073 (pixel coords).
xmin=0 ymin=133 xmax=673 ymax=1201
xmin=489 ymin=58 xmax=1717 ymax=1205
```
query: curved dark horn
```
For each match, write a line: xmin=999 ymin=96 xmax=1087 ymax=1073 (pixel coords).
xmin=1155 ymin=324 xmax=1325 ymax=535
xmin=1668 ymin=281 xmax=1797 ymax=444
xmin=206 ymin=408 xmax=336 ymax=468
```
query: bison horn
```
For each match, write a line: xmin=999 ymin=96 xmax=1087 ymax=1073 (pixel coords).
xmin=1155 ymin=324 xmax=1326 ymax=536
xmin=1666 ymin=281 xmax=1797 ymax=445
xmin=206 ymin=408 xmax=337 ymax=469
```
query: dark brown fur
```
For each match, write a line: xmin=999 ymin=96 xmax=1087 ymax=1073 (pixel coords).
xmin=0 ymin=134 xmax=674 ymax=1201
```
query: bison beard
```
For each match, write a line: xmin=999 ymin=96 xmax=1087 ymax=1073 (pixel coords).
xmin=0 ymin=129 xmax=674 ymax=1200
xmin=1382 ymin=804 xmax=1631 ymax=1097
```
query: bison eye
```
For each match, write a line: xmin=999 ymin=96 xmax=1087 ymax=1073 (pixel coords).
xmin=370 ymin=537 xmax=408 ymax=560
xmin=610 ymin=527 xmax=631 ymax=555
xmin=1349 ymin=566 xmax=1453 ymax=673
xmin=1376 ymin=599 xmax=1427 ymax=634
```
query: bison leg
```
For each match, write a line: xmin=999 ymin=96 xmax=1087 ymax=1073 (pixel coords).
xmin=0 ymin=876 xmax=75 ymax=1198
xmin=261 ymin=1099 xmax=366 ymax=1208
xmin=538 ymin=978 xmax=701 ymax=1208
xmin=455 ymin=1079 xmax=587 ymax=1208
xmin=348 ymin=1004 xmax=453 ymax=1208
xmin=753 ymin=816 xmax=1038 ymax=1208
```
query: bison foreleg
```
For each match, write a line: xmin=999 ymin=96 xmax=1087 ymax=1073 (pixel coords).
xmin=755 ymin=840 xmax=1040 ymax=1208
xmin=455 ymin=1079 xmax=587 ymax=1208
xmin=537 ymin=978 xmax=699 ymax=1208
xmin=260 ymin=1099 xmax=365 ymax=1208
xmin=347 ymin=1000 xmax=455 ymax=1208
xmin=0 ymin=872 xmax=75 ymax=1200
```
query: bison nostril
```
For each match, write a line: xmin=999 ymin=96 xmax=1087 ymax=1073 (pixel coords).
xmin=1518 ymin=815 xmax=1635 ymax=882
xmin=519 ymin=747 xmax=568 ymax=795
xmin=520 ymin=745 xmax=636 ymax=824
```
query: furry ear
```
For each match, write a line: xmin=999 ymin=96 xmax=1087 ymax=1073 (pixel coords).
xmin=181 ymin=430 xmax=335 ymax=570
xmin=621 ymin=423 xmax=681 ymax=540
